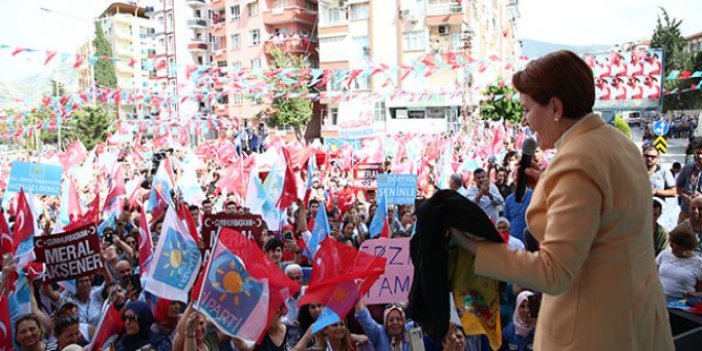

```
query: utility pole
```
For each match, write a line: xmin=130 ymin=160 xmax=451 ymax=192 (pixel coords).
xmin=461 ymin=27 xmax=475 ymax=128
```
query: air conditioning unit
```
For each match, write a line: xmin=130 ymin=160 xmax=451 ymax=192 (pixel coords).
xmin=438 ymin=25 xmax=448 ymax=35
xmin=400 ymin=9 xmax=410 ymax=18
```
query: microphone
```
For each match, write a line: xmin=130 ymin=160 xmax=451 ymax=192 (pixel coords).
xmin=516 ymin=138 xmax=537 ymax=203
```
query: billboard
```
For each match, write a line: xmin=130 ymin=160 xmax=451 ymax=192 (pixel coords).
xmin=585 ymin=49 xmax=664 ymax=110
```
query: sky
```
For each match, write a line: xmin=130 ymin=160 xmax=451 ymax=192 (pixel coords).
xmin=0 ymin=0 xmax=701 ymax=83
xmin=518 ymin=0 xmax=702 ymax=45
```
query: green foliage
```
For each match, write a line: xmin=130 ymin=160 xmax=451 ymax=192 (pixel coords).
xmin=478 ymin=83 xmax=522 ymax=124
xmin=650 ymin=8 xmax=701 ymax=111
xmin=612 ymin=115 xmax=632 ymax=138
xmin=261 ymin=49 xmax=313 ymax=142
xmin=62 ymin=106 xmax=115 ymax=150
xmin=93 ymin=21 xmax=118 ymax=88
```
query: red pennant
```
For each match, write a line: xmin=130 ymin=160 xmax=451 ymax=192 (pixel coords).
xmin=44 ymin=51 xmax=57 ymax=65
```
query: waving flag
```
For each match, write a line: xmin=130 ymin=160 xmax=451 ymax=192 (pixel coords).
xmin=299 ymin=238 xmax=386 ymax=331
xmin=147 ymin=157 xmax=176 ymax=213
xmin=58 ymin=139 xmax=88 ymax=170
xmin=0 ymin=211 xmax=12 ymax=260
xmin=145 ymin=207 xmax=202 ymax=302
xmin=13 ymin=189 xmax=35 ymax=268
xmin=278 ymin=148 xmax=299 ymax=210
xmin=195 ymin=229 xmax=270 ymax=343
xmin=244 ymin=165 xmax=266 ymax=215
xmin=177 ymin=166 xmax=206 ymax=206
xmin=138 ymin=207 xmax=154 ymax=276
xmin=8 ymin=270 xmax=31 ymax=320
xmin=87 ymin=301 xmax=124 ymax=351
xmin=0 ymin=295 xmax=12 ymax=351
xmin=304 ymin=203 xmax=330 ymax=260
xmin=260 ymin=154 xmax=286 ymax=231
xmin=103 ymin=165 xmax=126 ymax=219
xmin=369 ymin=193 xmax=390 ymax=239
xmin=59 ymin=176 xmax=83 ymax=226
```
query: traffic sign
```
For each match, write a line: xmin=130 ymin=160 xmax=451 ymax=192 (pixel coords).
xmin=653 ymin=120 xmax=669 ymax=136
xmin=654 ymin=136 xmax=667 ymax=154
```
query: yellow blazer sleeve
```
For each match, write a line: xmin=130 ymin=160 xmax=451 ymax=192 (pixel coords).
xmin=474 ymin=169 xmax=603 ymax=295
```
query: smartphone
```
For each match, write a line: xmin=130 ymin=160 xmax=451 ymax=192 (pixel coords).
xmin=409 ymin=327 xmax=425 ymax=351
xmin=104 ymin=232 xmax=114 ymax=244
xmin=284 ymin=232 xmax=293 ymax=241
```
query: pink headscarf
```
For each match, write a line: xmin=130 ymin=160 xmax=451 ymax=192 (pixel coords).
xmin=513 ymin=291 xmax=536 ymax=337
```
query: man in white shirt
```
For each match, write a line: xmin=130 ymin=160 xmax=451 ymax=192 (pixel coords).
xmin=448 ymin=173 xmax=469 ymax=198
xmin=466 ymin=168 xmax=504 ymax=222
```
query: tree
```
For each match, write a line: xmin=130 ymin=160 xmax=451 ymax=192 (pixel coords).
xmin=61 ymin=105 xmax=115 ymax=150
xmin=649 ymin=7 xmax=697 ymax=111
xmin=93 ymin=21 xmax=118 ymax=88
xmin=260 ymin=49 xmax=313 ymax=143
xmin=478 ymin=83 xmax=522 ymax=124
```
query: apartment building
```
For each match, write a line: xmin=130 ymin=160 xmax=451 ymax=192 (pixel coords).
xmin=209 ymin=0 xmax=319 ymax=128
xmin=143 ymin=0 xmax=213 ymax=124
xmin=99 ymin=2 xmax=156 ymax=118
xmin=317 ymin=0 xmax=521 ymax=135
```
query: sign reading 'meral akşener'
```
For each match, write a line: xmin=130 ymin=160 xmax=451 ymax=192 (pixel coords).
xmin=34 ymin=223 xmax=103 ymax=282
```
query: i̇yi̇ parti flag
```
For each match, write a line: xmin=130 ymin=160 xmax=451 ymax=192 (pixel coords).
xmin=194 ymin=229 xmax=271 ymax=344
xmin=260 ymin=153 xmax=286 ymax=231
xmin=145 ymin=206 xmax=202 ymax=302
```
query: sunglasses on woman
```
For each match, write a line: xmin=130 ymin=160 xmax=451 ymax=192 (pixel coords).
xmin=123 ymin=314 xmax=138 ymax=322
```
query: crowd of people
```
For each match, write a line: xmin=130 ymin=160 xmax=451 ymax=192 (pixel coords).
xmin=1 ymin=51 xmax=699 ymax=351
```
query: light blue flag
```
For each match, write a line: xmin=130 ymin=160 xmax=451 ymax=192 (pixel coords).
xmin=369 ymin=193 xmax=387 ymax=238
xmin=312 ymin=307 xmax=341 ymax=333
xmin=304 ymin=203 xmax=330 ymax=259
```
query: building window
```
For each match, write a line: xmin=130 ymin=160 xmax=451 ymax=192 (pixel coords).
xmin=232 ymin=93 xmax=243 ymax=106
xmin=231 ymin=33 xmax=241 ymax=49
xmin=306 ymin=1 xmax=318 ymax=11
xmin=272 ymin=0 xmax=285 ymax=9
xmin=323 ymin=8 xmax=345 ymax=25
xmin=249 ymin=29 xmax=260 ymax=45
xmin=350 ymin=3 xmax=369 ymax=20
xmin=232 ymin=61 xmax=242 ymax=70
xmin=167 ymin=34 xmax=175 ymax=50
xmin=251 ymin=58 xmax=261 ymax=70
xmin=330 ymin=107 xmax=339 ymax=126
xmin=230 ymin=5 xmax=240 ymax=20
xmin=197 ymin=56 xmax=204 ymax=65
xmin=403 ymin=31 xmax=426 ymax=51
xmin=319 ymin=35 xmax=345 ymax=45
xmin=248 ymin=1 xmax=259 ymax=17
xmin=374 ymin=101 xmax=386 ymax=122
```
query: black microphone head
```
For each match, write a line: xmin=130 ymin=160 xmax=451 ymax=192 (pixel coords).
xmin=522 ymin=138 xmax=537 ymax=156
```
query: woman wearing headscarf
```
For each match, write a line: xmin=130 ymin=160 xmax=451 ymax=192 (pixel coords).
xmin=354 ymin=302 xmax=409 ymax=351
xmin=500 ymin=291 xmax=536 ymax=351
xmin=115 ymin=301 xmax=172 ymax=351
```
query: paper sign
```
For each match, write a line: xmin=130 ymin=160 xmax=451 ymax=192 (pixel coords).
xmin=7 ymin=162 xmax=63 ymax=196
xmin=354 ymin=163 xmax=383 ymax=190
xmin=201 ymin=214 xmax=266 ymax=249
xmin=377 ymin=174 xmax=418 ymax=205
xmin=34 ymin=224 xmax=103 ymax=282
xmin=359 ymin=238 xmax=414 ymax=304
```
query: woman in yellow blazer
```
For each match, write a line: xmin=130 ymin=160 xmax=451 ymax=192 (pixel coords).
xmin=460 ymin=51 xmax=674 ymax=350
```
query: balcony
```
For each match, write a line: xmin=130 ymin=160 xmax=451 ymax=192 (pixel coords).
xmin=210 ymin=0 xmax=225 ymax=9
xmin=425 ymin=3 xmax=462 ymax=25
xmin=188 ymin=39 xmax=209 ymax=51
xmin=215 ymin=104 xmax=229 ymax=116
xmin=263 ymin=7 xmax=317 ymax=26
xmin=187 ymin=18 xmax=209 ymax=28
xmin=264 ymin=37 xmax=317 ymax=55
xmin=211 ymin=20 xmax=226 ymax=36
xmin=186 ymin=0 xmax=207 ymax=8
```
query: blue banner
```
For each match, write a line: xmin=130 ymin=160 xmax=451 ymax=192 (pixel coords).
xmin=7 ymin=162 xmax=63 ymax=196
xmin=377 ymin=174 xmax=418 ymax=205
